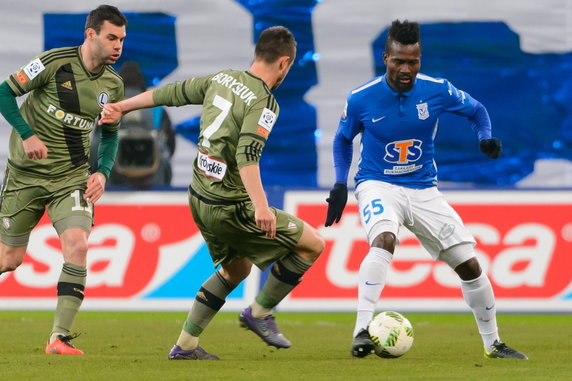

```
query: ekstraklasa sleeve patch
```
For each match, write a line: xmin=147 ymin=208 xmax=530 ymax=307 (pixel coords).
xmin=257 ymin=107 xmax=277 ymax=133
xmin=23 ymin=58 xmax=45 ymax=81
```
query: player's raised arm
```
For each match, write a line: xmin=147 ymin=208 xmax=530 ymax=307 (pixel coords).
xmin=99 ymin=89 xmax=156 ymax=124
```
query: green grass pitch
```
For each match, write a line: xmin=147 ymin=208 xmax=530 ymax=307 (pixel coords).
xmin=1 ymin=311 xmax=570 ymax=380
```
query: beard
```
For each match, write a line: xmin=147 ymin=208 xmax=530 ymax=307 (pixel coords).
xmin=388 ymin=75 xmax=413 ymax=92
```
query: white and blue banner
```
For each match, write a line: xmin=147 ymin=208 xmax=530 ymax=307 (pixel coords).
xmin=1 ymin=0 xmax=572 ymax=188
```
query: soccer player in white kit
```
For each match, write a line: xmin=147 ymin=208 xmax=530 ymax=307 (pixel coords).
xmin=325 ymin=19 xmax=527 ymax=360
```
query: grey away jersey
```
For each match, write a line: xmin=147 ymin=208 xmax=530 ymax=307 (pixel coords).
xmin=6 ymin=46 xmax=123 ymax=178
xmin=153 ymin=69 xmax=279 ymax=202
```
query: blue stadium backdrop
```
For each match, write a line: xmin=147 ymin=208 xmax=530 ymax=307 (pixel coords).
xmin=39 ymin=1 xmax=572 ymax=188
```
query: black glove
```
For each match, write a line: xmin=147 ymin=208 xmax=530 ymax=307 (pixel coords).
xmin=479 ymin=138 xmax=502 ymax=159
xmin=325 ymin=183 xmax=348 ymax=227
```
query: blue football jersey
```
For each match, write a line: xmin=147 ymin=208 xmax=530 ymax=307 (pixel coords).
xmin=336 ymin=73 xmax=491 ymax=188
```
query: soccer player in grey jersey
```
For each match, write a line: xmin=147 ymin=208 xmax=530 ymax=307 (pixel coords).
xmin=0 ymin=5 xmax=127 ymax=355
xmin=100 ymin=26 xmax=325 ymax=360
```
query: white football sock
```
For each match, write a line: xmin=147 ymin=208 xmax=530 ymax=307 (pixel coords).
xmin=461 ymin=272 xmax=500 ymax=350
xmin=176 ymin=329 xmax=199 ymax=351
xmin=353 ymin=247 xmax=393 ymax=338
xmin=49 ymin=332 xmax=66 ymax=344
xmin=250 ymin=300 xmax=272 ymax=319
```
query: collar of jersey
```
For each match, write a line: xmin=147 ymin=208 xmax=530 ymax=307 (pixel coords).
xmin=245 ymin=70 xmax=271 ymax=93
xmin=76 ymin=46 xmax=106 ymax=80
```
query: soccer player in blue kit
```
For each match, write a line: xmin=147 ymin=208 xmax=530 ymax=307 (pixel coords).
xmin=325 ymin=20 xmax=527 ymax=360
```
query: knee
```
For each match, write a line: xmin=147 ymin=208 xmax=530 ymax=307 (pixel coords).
xmin=232 ymin=265 xmax=252 ymax=283
xmin=293 ymin=225 xmax=325 ymax=263
xmin=62 ymin=238 xmax=89 ymax=264
xmin=0 ymin=259 xmax=21 ymax=273
xmin=312 ymin=234 xmax=325 ymax=259
xmin=454 ymin=257 xmax=482 ymax=281
xmin=0 ymin=246 xmax=24 ymax=272
xmin=371 ymin=232 xmax=396 ymax=253
xmin=220 ymin=259 xmax=252 ymax=284
xmin=305 ymin=231 xmax=325 ymax=262
xmin=223 ymin=270 xmax=250 ymax=285
xmin=67 ymin=240 xmax=89 ymax=256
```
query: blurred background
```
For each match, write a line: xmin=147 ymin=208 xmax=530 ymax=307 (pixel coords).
xmin=0 ymin=0 xmax=570 ymax=313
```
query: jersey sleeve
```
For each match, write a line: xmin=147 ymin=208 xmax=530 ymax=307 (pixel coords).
xmin=442 ymin=80 xmax=492 ymax=139
xmin=441 ymin=79 xmax=479 ymax=117
xmin=5 ymin=51 xmax=56 ymax=96
xmin=331 ymin=93 xmax=360 ymax=183
xmin=236 ymin=95 xmax=279 ymax=168
xmin=337 ymin=93 xmax=362 ymax=141
xmin=153 ymin=75 xmax=212 ymax=107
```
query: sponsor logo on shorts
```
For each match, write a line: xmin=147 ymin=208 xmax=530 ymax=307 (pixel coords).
xmin=2 ymin=218 xmax=10 ymax=230
xmin=288 ymin=222 xmax=297 ymax=230
xmin=23 ymin=58 xmax=45 ymax=80
xmin=197 ymin=151 xmax=227 ymax=181
xmin=439 ymin=223 xmax=455 ymax=240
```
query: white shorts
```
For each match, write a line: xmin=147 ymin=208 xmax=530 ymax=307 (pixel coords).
xmin=354 ymin=180 xmax=476 ymax=261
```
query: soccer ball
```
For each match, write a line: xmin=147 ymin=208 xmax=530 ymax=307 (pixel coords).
xmin=368 ymin=311 xmax=414 ymax=358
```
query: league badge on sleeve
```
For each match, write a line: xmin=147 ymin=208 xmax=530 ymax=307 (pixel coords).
xmin=23 ymin=58 xmax=45 ymax=81
xmin=257 ymin=107 xmax=277 ymax=136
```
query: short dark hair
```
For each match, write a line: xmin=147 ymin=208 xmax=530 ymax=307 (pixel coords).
xmin=85 ymin=5 xmax=127 ymax=33
xmin=385 ymin=19 xmax=420 ymax=51
xmin=254 ymin=26 xmax=297 ymax=64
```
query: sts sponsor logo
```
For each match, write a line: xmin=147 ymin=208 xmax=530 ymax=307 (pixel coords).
xmin=384 ymin=139 xmax=422 ymax=164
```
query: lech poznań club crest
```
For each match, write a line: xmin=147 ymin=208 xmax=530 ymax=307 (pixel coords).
xmin=416 ymin=102 xmax=429 ymax=120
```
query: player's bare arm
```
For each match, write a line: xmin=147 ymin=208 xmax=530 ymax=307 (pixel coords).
xmin=239 ymin=164 xmax=276 ymax=239
xmin=99 ymin=90 xmax=156 ymax=124
xmin=22 ymin=135 xmax=48 ymax=160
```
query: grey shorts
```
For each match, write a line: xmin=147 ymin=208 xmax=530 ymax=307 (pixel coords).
xmin=188 ymin=187 xmax=304 ymax=270
xmin=0 ymin=166 xmax=92 ymax=247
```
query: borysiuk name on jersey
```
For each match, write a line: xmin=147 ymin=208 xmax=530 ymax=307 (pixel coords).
xmin=211 ymin=73 xmax=258 ymax=106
